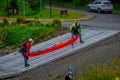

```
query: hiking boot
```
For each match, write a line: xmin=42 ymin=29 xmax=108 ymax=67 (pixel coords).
xmin=80 ymin=41 xmax=84 ymax=43
xmin=25 ymin=64 xmax=30 ymax=67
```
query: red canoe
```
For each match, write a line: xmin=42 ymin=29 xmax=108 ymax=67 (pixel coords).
xmin=28 ymin=35 xmax=79 ymax=57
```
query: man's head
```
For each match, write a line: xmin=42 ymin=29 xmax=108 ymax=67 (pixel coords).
xmin=75 ymin=21 xmax=80 ymax=27
xmin=28 ymin=38 xmax=33 ymax=44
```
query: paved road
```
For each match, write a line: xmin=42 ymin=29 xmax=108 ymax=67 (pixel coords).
xmin=63 ymin=12 xmax=120 ymax=30
xmin=81 ymin=13 xmax=120 ymax=29
xmin=48 ymin=6 xmax=120 ymax=30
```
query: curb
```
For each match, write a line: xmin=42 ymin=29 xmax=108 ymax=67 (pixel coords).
xmin=0 ymin=67 xmax=21 ymax=79
xmin=29 ymin=14 xmax=95 ymax=22
xmin=0 ymin=15 xmax=95 ymax=22
xmin=0 ymin=14 xmax=95 ymax=23
xmin=27 ymin=15 xmax=95 ymax=22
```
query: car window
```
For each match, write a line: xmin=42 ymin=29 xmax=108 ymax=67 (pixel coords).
xmin=92 ymin=1 xmax=97 ymax=4
xmin=103 ymin=2 xmax=111 ymax=5
xmin=97 ymin=2 xmax=102 ymax=4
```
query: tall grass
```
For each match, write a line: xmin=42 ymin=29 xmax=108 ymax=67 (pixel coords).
xmin=0 ymin=19 xmax=62 ymax=49
xmin=75 ymin=58 xmax=120 ymax=80
xmin=113 ymin=4 xmax=120 ymax=13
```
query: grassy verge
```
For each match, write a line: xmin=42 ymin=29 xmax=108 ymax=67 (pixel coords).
xmin=113 ymin=4 xmax=120 ymax=13
xmin=75 ymin=58 xmax=120 ymax=80
xmin=8 ymin=7 xmax=86 ymax=19
xmin=0 ymin=19 xmax=64 ymax=49
xmin=53 ymin=58 xmax=120 ymax=80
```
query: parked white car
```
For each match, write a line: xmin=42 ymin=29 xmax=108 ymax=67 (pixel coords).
xmin=87 ymin=0 xmax=113 ymax=13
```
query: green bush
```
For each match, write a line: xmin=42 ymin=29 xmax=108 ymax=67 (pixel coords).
xmin=3 ymin=18 xmax=9 ymax=25
xmin=45 ymin=23 xmax=51 ymax=27
xmin=26 ymin=22 xmax=34 ymax=27
xmin=51 ymin=19 xmax=61 ymax=28
xmin=0 ymin=24 xmax=56 ymax=48
xmin=0 ymin=18 xmax=9 ymax=27
xmin=34 ymin=21 xmax=44 ymax=26
xmin=16 ymin=16 xmax=25 ymax=24
xmin=73 ymin=0 xmax=86 ymax=6
xmin=10 ymin=22 xmax=19 ymax=27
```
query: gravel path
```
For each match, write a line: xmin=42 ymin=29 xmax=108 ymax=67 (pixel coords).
xmin=6 ymin=30 xmax=120 ymax=80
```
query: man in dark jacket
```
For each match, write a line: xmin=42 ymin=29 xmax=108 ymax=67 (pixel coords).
xmin=70 ymin=22 xmax=84 ymax=47
xmin=64 ymin=64 xmax=74 ymax=80
xmin=18 ymin=38 xmax=33 ymax=67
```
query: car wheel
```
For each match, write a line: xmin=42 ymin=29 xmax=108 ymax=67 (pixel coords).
xmin=109 ymin=11 xmax=112 ymax=13
xmin=98 ymin=8 xmax=101 ymax=13
xmin=88 ymin=7 xmax=91 ymax=12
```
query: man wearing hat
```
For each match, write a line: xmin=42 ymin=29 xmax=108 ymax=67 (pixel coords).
xmin=18 ymin=38 xmax=33 ymax=67
xmin=70 ymin=21 xmax=84 ymax=47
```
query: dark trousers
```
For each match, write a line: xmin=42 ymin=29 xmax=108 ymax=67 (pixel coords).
xmin=21 ymin=52 xmax=29 ymax=66
xmin=71 ymin=32 xmax=83 ymax=47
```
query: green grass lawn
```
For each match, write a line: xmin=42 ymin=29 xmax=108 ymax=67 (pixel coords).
xmin=35 ymin=8 xmax=85 ymax=19
xmin=9 ymin=8 xmax=86 ymax=19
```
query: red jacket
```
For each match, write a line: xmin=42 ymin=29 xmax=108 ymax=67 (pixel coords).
xmin=19 ymin=41 xmax=32 ymax=57
xmin=25 ymin=42 xmax=32 ymax=56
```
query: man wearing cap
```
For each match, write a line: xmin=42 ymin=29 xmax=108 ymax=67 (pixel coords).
xmin=70 ymin=21 xmax=84 ymax=47
xmin=18 ymin=38 xmax=33 ymax=67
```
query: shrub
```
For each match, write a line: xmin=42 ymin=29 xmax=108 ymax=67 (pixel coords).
xmin=34 ymin=21 xmax=44 ymax=26
xmin=1 ymin=18 xmax=9 ymax=27
xmin=45 ymin=23 xmax=51 ymax=27
xmin=3 ymin=18 xmax=9 ymax=25
xmin=0 ymin=25 xmax=56 ymax=48
xmin=10 ymin=22 xmax=18 ymax=27
xmin=51 ymin=19 xmax=61 ymax=28
xmin=26 ymin=22 xmax=34 ymax=27
xmin=16 ymin=16 xmax=25 ymax=24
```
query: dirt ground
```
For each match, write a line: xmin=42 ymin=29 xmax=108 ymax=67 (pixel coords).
xmin=6 ymin=28 xmax=120 ymax=80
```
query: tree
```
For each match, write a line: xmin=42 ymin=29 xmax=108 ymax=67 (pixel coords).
xmin=26 ymin=0 xmax=39 ymax=11
xmin=58 ymin=0 xmax=73 ymax=2
xmin=73 ymin=0 xmax=87 ymax=6
xmin=10 ymin=0 xmax=18 ymax=8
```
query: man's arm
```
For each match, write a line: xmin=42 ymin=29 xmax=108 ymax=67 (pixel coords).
xmin=78 ymin=26 xmax=82 ymax=34
xmin=70 ymin=24 xmax=75 ymax=32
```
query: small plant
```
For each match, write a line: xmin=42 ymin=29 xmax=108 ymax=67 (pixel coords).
xmin=76 ymin=58 xmax=120 ymax=80
xmin=34 ymin=21 xmax=43 ymax=26
xmin=10 ymin=22 xmax=18 ymax=27
xmin=27 ymin=22 xmax=34 ymax=27
xmin=16 ymin=16 xmax=25 ymax=24
xmin=0 ymin=23 xmax=56 ymax=48
xmin=51 ymin=19 xmax=61 ymax=28
xmin=3 ymin=18 xmax=9 ymax=25
xmin=53 ymin=73 xmax=62 ymax=79
xmin=1 ymin=18 xmax=9 ymax=27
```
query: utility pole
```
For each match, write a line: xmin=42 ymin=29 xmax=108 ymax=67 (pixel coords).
xmin=23 ymin=0 xmax=25 ymax=17
xmin=7 ymin=0 xmax=9 ymax=16
xmin=40 ymin=0 xmax=42 ymax=16
xmin=50 ymin=0 xmax=52 ymax=18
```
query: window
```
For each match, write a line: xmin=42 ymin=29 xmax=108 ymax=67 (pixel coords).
xmin=103 ymin=2 xmax=111 ymax=5
xmin=97 ymin=2 xmax=102 ymax=4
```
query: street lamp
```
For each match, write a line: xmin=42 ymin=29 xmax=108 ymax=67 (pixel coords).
xmin=23 ymin=0 xmax=25 ymax=17
xmin=40 ymin=0 xmax=42 ymax=16
xmin=50 ymin=0 xmax=52 ymax=18
xmin=7 ymin=0 xmax=9 ymax=16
